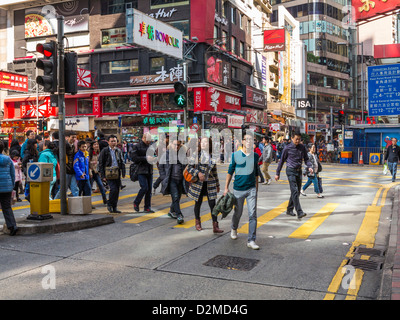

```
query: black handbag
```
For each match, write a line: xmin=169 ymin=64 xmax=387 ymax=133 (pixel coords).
xmin=317 ymin=161 xmax=322 ymax=173
xmin=129 ymin=163 xmax=139 ymax=182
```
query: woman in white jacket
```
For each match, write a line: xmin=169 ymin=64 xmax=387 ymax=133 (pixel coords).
xmin=300 ymin=144 xmax=324 ymax=198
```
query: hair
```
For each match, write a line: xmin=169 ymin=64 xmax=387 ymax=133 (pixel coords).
xmin=26 ymin=130 xmax=34 ymax=137
xmin=77 ymin=140 xmax=87 ymax=149
xmin=44 ymin=140 xmax=55 ymax=150
xmin=65 ymin=130 xmax=77 ymax=137
xmin=10 ymin=138 xmax=20 ymax=148
xmin=291 ymin=131 xmax=302 ymax=138
xmin=108 ymin=134 xmax=118 ymax=141
xmin=0 ymin=140 xmax=4 ymax=154
xmin=26 ymin=139 xmax=38 ymax=156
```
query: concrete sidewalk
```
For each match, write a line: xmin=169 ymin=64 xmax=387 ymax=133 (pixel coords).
xmin=2 ymin=212 xmax=114 ymax=235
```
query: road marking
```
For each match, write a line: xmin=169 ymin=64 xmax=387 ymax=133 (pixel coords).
xmin=288 ymin=203 xmax=339 ymax=239
xmin=237 ymin=201 xmax=288 ymax=234
xmin=124 ymin=200 xmax=197 ymax=224
xmin=323 ymin=186 xmax=385 ymax=300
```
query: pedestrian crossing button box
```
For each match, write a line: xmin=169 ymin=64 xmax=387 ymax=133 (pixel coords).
xmin=27 ymin=162 xmax=54 ymax=182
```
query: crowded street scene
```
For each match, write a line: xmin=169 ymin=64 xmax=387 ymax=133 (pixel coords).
xmin=0 ymin=0 xmax=400 ymax=308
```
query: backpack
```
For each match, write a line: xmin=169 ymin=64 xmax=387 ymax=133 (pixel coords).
xmin=129 ymin=163 xmax=139 ymax=182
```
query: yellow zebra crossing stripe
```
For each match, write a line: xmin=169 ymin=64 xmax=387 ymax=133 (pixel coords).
xmin=288 ymin=203 xmax=339 ymax=239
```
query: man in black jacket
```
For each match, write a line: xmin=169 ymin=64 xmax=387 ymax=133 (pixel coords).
xmin=131 ymin=133 xmax=154 ymax=213
xmin=385 ymin=137 xmax=400 ymax=182
xmin=98 ymin=135 xmax=126 ymax=213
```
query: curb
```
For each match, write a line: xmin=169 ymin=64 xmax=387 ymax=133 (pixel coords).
xmin=2 ymin=213 xmax=115 ymax=235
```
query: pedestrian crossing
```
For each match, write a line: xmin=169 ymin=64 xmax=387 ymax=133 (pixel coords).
xmin=118 ymin=193 xmax=342 ymax=241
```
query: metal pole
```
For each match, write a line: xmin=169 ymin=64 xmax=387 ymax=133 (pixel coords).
xmin=57 ymin=16 xmax=67 ymax=215
xmin=35 ymin=55 xmax=39 ymax=135
xmin=360 ymin=42 xmax=364 ymax=124
xmin=183 ymin=61 xmax=188 ymax=139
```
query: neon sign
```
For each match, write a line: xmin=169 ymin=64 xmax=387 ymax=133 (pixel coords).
xmin=139 ymin=21 xmax=180 ymax=49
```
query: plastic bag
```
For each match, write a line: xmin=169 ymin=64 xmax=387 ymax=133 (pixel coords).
xmin=383 ymin=163 xmax=389 ymax=175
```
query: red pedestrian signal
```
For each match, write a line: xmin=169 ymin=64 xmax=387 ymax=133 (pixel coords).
xmin=338 ymin=110 xmax=345 ymax=125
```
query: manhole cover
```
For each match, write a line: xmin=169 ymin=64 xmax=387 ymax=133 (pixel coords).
xmin=347 ymin=258 xmax=382 ymax=271
xmin=354 ymin=247 xmax=385 ymax=257
xmin=203 ymin=255 xmax=260 ymax=271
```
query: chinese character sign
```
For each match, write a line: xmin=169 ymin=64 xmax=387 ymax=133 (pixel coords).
xmin=0 ymin=71 xmax=28 ymax=92
xmin=352 ymin=0 xmax=400 ymax=22
xmin=368 ymin=64 xmax=400 ymax=116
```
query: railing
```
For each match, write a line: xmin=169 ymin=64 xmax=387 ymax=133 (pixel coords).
xmin=318 ymin=147 xmax=384 ymax=164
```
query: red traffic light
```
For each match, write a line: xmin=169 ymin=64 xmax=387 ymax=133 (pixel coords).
xmin=339 ymin=110 xmax=344 ymax=115
xmin=36 ymin=42 xmax=56 ymax=58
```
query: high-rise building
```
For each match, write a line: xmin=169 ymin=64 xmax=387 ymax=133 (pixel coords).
xmin=271 ymin=0 xmax=351 ymax=140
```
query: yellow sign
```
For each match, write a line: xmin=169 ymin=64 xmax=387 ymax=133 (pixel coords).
xmin=369 ymin=153 xmax=380 ymax=165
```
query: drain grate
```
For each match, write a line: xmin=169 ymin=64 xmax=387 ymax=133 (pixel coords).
xmin=204 ymin=255 xmax=260 ymax=271
xmin=347 ymin=258 xmax=382 ymax=271
xmin=354 ymin=247 xmax=385 ymax=257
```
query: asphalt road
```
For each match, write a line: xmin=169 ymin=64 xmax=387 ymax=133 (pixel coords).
xmin=0 ymin=162 xmax=397 ymax=302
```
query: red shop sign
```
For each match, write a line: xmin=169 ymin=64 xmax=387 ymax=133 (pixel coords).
xmin=20 ymin=97 xmax=56 ymax=118
xmin=0 ymin=71 xmax=28 ymax=93
xmin=207 ymin=87 xmax=241 ymax=112
xmin=352 ymin=0 xmax=400 ymax=22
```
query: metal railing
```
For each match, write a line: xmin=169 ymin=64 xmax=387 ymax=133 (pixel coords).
xmin=318 ymin=147 xmax=384 ymax=164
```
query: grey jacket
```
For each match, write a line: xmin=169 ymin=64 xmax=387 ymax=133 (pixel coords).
xmin=262 ymin=144 xmax=273 ymax=163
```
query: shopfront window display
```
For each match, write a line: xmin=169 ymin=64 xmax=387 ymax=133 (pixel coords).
xmin=103 ymin=95 xmax=141 ymax=113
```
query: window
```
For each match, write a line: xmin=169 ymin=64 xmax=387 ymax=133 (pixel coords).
xmin=168 ymin=20 xmax=190 ymax=38
xmin=150 ymin=57 xmax=165 ymax=73
xmin=152 ymin=93 xmax=177 ymax=111
xmin=150 ymin=0 xmax=188 ymax=8
xmin=101 ymin=0 xmax=138 ymax=15
xmin=101 ymin=60 xmax=139 ymax=74
xmin=240 ymin=41 xmax=245 ymax=58
xmin=78 ymin=98 xmax=93 ymax=114
xmin=240 ymin=13 xmax=244 ymax=29
xmin=223 ymin=1 xmax=229 ymax=17
xmin=103 ymin=95 xmax=141 ymax=113
xmin=231 ymin=7 xmax=237 ymax=24
xmin=231 ymin=36 xmax=237 ymax=54
xmin=101 ymin=27 xmax=126 ymax=47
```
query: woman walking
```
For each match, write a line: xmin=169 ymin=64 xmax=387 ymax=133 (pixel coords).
xmin=0 ymin=141 xmax=19 ymax=236
xmin=22 ymin=139 xmax=39 ymax=202
xmin=38 ymin=140 xmax=58 ymax=199
xmin=301 ymin=144 xmax=324 ymax=198
xmin=187 ymin=137 xmax=223 ymax=233
xmin=89 ymin=140 xmax=107 ymax=205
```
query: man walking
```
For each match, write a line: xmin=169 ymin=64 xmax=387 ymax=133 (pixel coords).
xmin=385 ymin=137 xmax=400 ymax=182
xmin=224 ymin=131 xmax=260 ymax=250
xmin=98 ymin=135 xmax=125 ymax=213
xmin=131 ymin=133 xmax=154 ymax=213
xmin=275 ymin=131 xmax=313 ymax=219
xmin=261 ymin=136 xmax=273 ymax=185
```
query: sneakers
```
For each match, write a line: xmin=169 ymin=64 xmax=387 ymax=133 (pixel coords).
xmin=177 ymin=214 xmax=184 ymax=224
xmin=267 ymin=179 xmax=272 ymax=185
xmin=168 ymin=211 xmax=177 ymax=219
xmin=133 ymin=204 xmax=139 ymax=212
xmin=230 ymin=229 xmax=238 ymax=240
xmin=247 ymin=241 xmax=260 ymax=250
xmin=317 ymin=194 xmax=324 ymax=198
xmin=300 ymin=190 xmax=307 ymax=196
xmin=144 ymin=208 xmax=155 ymax=213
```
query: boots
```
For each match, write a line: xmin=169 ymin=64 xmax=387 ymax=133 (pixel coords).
xmin=195 ymin=219 xmax=202 ymax=231
xmin=213 ymin=221 xmax=224 ymax=234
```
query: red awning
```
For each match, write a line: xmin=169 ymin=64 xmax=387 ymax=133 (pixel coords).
xmin=98 ymin=91 xmax=139 ymax=97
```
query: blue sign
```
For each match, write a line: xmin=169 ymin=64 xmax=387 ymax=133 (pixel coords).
xmin=370 ymin=154 xmax=379 ymax=164
xmin=368 ymin=64 xmax=400 ymax=116
xmin=28 ymin=164 xmax=40 ymax=181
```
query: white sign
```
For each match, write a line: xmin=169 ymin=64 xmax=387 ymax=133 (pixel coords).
xmin=228 ymin=115 xmax=244 ymax=128
xmin=49 ymin=117 xmax=90 ymax=132
xmin=131 ymin=9 xmax=183 ymax=60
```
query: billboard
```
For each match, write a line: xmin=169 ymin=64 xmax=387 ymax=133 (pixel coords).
xmin=0 ymin=71 xmax=28 ymax=92
xmin=126 ymin=9 xmax=183 ymax=60
xmin=263 ymin=29 xmax=285 ymax=52
xmin=352 ymin=0 xmax=400 ymax=22
xmin=368 ymin=63 xmax=400 ymax=116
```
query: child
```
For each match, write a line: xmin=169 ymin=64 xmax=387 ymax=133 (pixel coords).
xmin=73 ymin=140 xmax=91 ymax=196
xmin=10 ymin=150 xmax=22 ymax=202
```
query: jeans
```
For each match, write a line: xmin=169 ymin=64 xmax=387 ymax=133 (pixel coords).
xmin=303 ymin=175 xmax=320 ymax=194
xmin=54 ymin=174 xmax=79 ymax=199
xmin=93 ymin=172 xmax=107 ymax=202
xmin=0 ymin=192 xmax=17 ymax=230
xmin=78 ymin=179 xmax=92 ymax=196
xmin=286 ymin=167 xmax=304 ymax=215
xmin=169 ymin=178 xmax=183 ymax=215
xmin=388 ymin=162 xmax=398 ymax=181
xmin=231 ymin=187 xmax=257 ymax=242
xmin=134 ymin=174 xmax=153 ymax=210
xmin=107 ymin=178 xmax=121 ymax=209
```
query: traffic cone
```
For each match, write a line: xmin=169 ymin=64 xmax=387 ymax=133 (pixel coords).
xmin=359 ymin=152 xmax=364 ymax=165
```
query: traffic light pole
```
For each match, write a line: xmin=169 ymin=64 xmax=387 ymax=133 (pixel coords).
xmin=57 ymin=16 xmax=67 ymax=215
xmin=183 ymin=62 xmax=188 ymax=135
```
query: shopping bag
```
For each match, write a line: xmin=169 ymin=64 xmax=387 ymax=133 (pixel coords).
xmin=383 ymin=163 xmax=389 ymax=175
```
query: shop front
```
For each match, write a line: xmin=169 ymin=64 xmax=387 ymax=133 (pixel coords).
xmin=48 ymin=116 xmax=95 ymax=141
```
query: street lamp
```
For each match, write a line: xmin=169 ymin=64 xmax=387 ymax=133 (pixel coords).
xmin=21 ymin=47 xmax=40 ymax=134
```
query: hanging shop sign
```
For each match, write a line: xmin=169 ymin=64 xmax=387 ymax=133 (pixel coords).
xmin=242 ymin=85 xmax=266 ymax=109
xmin=0 ymin=71 xmax=28 ymax=92
xmin=352 ymin=0 xmax=400 ymax=22
xmin=205 ymin=53 xmax=231 ymax=88
xmin=228 ymin=115 xmax=244 ymax=128
xmin=126 ymin=8 xmax=183 ymax=60
xmin=20 ymin=97 xmax=57 ymax=118
xmin=263 ymin=29 xmax=286 ymax=52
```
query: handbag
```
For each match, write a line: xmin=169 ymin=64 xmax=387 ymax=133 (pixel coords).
xmin=317 ymin=161 xmax=322 ymax=173
xmin=183 ymin=166 xmax=198 ymax=183
xmin=129 ymin=163 xmax=139 ymax=182
xmin=105 ymin=166 xmax=119 ymax=180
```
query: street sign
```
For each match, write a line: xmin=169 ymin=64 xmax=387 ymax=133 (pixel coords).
xmin=368 ymin=63 xmax=400 ymax=116
xmin=28 ymin=164 xmax=40 ymax=181
xmin=369 ymin=153 xmax=381 ymax=165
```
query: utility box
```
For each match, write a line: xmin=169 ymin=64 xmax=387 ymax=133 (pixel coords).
xmin=68 ymin=196 xmax=92 ymax=215
xmin=27 ymin=163 xmax=53 ymax=182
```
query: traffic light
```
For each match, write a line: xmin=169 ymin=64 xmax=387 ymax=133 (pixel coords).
xmin=174 ymin=81 xmax=187 ymax=108
xmin=36 ymin=40 xmax=57 ymax=93
xmin=65 ymin=51 xmax=78 ymax=95
xmin=42 ymin=120 xmax=48 ymax=131
xmin=338 ymin=110 xmax=345 ymax=125
xmin=38 ymin=120 xmax=43 ymax=131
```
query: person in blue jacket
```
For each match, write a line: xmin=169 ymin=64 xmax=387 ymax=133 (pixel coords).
xmin=0 ymin=140 xmax=18 ymax=236
xmin=38 ymin=140 xmax=58 ymax=200
xmin=73 ymin=140 xmax=91 ymax=197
